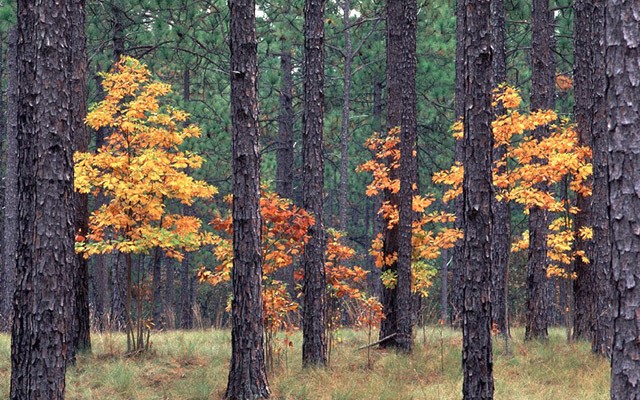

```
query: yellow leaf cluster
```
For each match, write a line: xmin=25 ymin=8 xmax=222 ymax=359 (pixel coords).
xmin=75 ymin=57 xmax=217 ymax=259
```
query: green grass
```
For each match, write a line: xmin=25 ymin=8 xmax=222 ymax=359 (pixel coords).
xmin=0 ymin=327 xmax=609 ymax=399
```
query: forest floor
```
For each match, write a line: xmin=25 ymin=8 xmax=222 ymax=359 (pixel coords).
xmin=0 ymin=326 xmax=608 ymax=399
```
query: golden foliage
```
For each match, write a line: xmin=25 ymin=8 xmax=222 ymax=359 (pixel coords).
xmin=75 ymin=57 xmax=216 ymax=259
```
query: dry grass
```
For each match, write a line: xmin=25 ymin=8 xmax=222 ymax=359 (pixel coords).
xmin=0 ymin=326 xmax=609 ymax=399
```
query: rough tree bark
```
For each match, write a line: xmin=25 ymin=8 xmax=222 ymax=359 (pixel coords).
xmin=450 ymin=0 xmax=466 ymax=327
xmin=10 ymin=0 xmax=77 ymax=397
xmin=180 ymin=254 xmax=193 ymax=329
xmin=396 ymin=0 xmax=418 ymax=354
xmin=606 ymin=1 xmax=640 ymax=397
xmin=70 ymin=0 xmax=91 ymax=357
xmin=301 ymin=0 xmax=328 ymax=367
xmin=586 ymin=0 xmax=611 ymax=357
xmin=572 ymin=0 xmax=609 ymax=353
xmin=491 ymin=0 xmax=510 ymax=340
xmin=461 ymin=0 xmax=495 ymax=398
xmin=525 ymin=0 xmax=555 ymax=341
xmin=1 ymin=28 xmax=17 ymax=334
xmin=379 ymin=0 xmax=403 ymax=347
xmin=225 ymin=0 xmax=270 ymax=397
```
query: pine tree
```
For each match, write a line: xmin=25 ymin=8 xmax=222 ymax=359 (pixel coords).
xmin=225 ymin=0 xmax=270 ymax=397
xmin=461 ymin=0 xmax=494 ymax=397
xmin=10 ymin=0 xmax=77 ymax=397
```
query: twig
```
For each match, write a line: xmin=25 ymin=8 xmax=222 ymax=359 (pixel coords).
xmin=356 ymin=333 xmax=397 ymax=350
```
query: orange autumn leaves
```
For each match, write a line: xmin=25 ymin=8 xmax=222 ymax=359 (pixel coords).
xmin=357 ymin=128 xmax=461 ymax=296
xmin=433 ymin=85 xmax=593 ymax=278
xmin=198 ymin=191 xmax=382 ymax=334
xmin=75 ymin=57 xmax=216 ymax=260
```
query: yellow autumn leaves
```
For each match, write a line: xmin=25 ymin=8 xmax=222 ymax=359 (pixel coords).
xmin=75 ymin=57 xmax=216 ymax=260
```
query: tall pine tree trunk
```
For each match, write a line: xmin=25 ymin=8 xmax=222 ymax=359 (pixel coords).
xmin=606 ymin=1 xmax=640 ymax=397
xmin=225 ymin=0 xmax=270 ymax=397
xmin=379 ymin=0 xmax=403 ymax=348
xmin=573 ymin=0 xmax=610 ymax=354
xmin=396 ymin=0 xmax=418 ymax=354
xmin=70 ymin=0 xmax=91 ymax=357
xmin=450 ymin=0 xmax=466 ymax=327
xmin=462 ymin=0 xmax=494 ymax=397
xmin=491 ymin=0 xmax=510 ymax=340
xmin=525 ymin=0 xmax=555 ymax=341
xmin=10 ymin=1 xmax=77 ymax=397
xmin=301 ymin=0 xmax=328 ymax=367
xmin=2 ymin=28 xmax=17 ymax=333
xmin=587 ymin=0 xmax=611 ymax=357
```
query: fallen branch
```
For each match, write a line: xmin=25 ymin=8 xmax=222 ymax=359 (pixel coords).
xmin=356 ymin=333 xmax=397 ymax=350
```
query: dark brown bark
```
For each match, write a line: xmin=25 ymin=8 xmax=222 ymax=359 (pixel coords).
xmin=112 ymin=1 xmax=125 ymax=61
xmin=301 ymin=0 xmax=328 ymax=367
xmin=450 ymin=0 xmax=466 ymax=327
xmin=573 ymin=0 xmax=597 ymax=342
xmin=461 ymin=0 xmax=494 ymax=398
xmin=70 ymin=0 xmax=91 ymax=357
xmin=0 ymin=33 xmax=5 ymax=333
xmin=10 ymin=0 xmax=77 ymax=397
xmin=339 ymin=0 xmax=352 ymax=233
xmin=491 ymin=0 xmax=510 ymax=339
xmin=606 ymin=1 xmax=640 ymax=397
xmin=573 ymin=1 xmax=610 ymax=355
xmin=396 ymin=0 xmax=417 ymax=354
xmin=378 ymin=0 xmax=403 ymax=348
xmin=226 ymin=0 xmax=270 ymax=397
xmin=1 ymin=28 xmax=17 ymax=333
xmin=525 ymin=0 xmax=555 ymax=341
xmin=587 ymin=0 xmax=610 ymax=357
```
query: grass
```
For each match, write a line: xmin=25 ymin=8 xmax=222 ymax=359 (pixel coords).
xmin=0 ymin=326 xmax=609 ymax=399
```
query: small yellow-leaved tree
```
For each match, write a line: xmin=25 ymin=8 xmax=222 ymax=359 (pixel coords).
xmin=75 ymin=57 xmax=217 ymax=353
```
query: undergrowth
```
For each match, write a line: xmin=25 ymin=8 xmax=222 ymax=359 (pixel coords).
xmin=0 ymin=327 xmax=609 ymax=399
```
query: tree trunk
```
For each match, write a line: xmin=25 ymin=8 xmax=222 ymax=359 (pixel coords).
xmin=461 ymin=0 xmax=495 ymax=398
xmin=180 ymin=254 xmax=193 ymax=329
xmin=1 ymin=28 xmax=17 ymax=333
xmin=573 ymin=0 xmax=609 ymax=353
xmin=606 ymin=1 xmax=640 ymax=397
xmin=165 ymin=257 xmax=175 ymax=328
xmin=378 ymin=0 xmax=403 ymax=348
xmin=301 ymin=0 xmax=328 ymax=367
xmin=396 ymin=0 xmax=418 ymax=354
xmin=276 ymin=51 xmax=296 ymax=296
xmin=70 ymin=0 xmax=91 ymax=358
xmin=339 ymin=0 xmax=352 ymax=234
xmin=586 ymin=0 xmax=610 ymax=357
xmin=491 ymin=0 xmax=510 ymax=340
xmin=225 ymin=0 xmax=270 ymax=397
xmin=0 ymin=32 xmax=6 ymax=334
xmin=573 ymin=0 xmax=595 ymax=341
xmin=450 ymin=0 xmax=466 ymax=327
xmin=525 ymin=0 xmax=555 ymax=341
xmin=111 ymin=253 xmax=128 ymax=330
xmin=152 ymin=247 xmax=163 ymax=329
xmin=10 ymin=1 xmax=77 ymax=397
